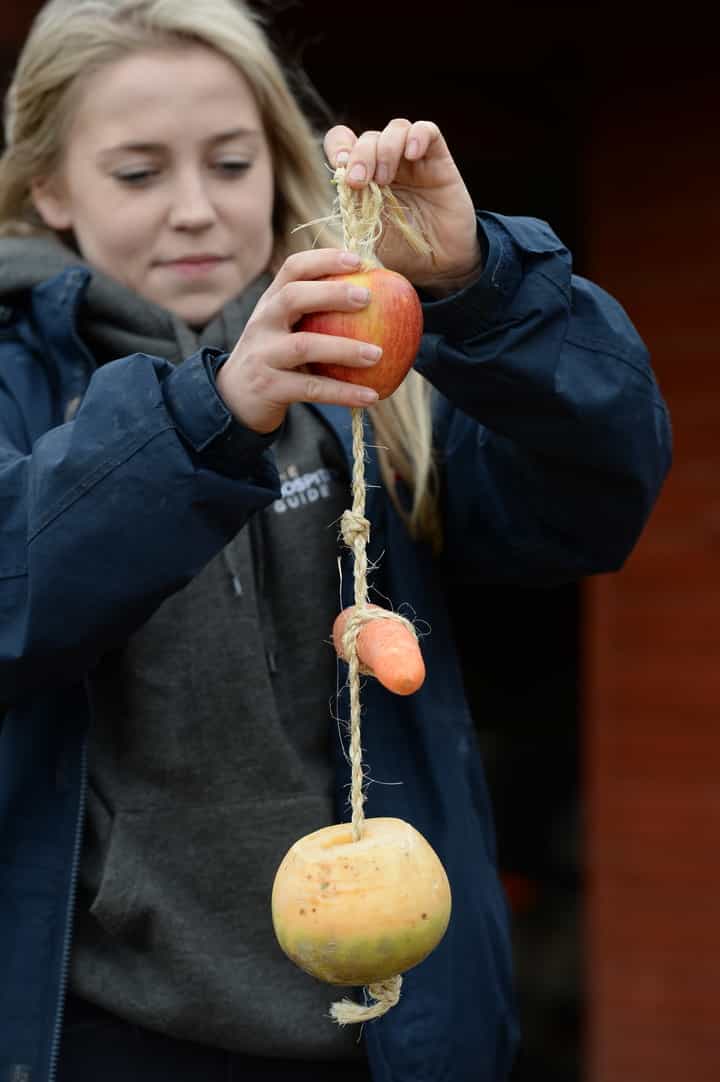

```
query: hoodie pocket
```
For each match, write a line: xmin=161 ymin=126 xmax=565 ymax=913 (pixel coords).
xmin=79 ymin=793 xmax=374 ymax=1054
xmin=87 ymin=792 xmax=334 ymax=948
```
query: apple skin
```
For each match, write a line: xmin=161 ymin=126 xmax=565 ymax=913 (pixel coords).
xmin=297 ymin=267 xmax=423 ymax=400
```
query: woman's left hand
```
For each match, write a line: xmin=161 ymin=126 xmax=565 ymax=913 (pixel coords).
xmin=324 ymin=119 xmax=482 ymax=293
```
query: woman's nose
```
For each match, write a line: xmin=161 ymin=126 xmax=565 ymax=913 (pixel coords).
xmin=168 ymin=171 xmax=217 ymax=230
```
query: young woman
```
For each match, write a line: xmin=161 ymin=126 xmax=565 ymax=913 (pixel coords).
xmin=0 ymin=1 xmax=671 ymax=1079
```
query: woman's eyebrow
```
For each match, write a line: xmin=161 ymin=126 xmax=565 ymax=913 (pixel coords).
xmin=97 ymin=127 xmax=263 ymax=161
xmin=210 ymin=127 xmax=262 ymax=144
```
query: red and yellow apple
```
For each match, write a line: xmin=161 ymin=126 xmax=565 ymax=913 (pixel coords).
xmin=297 ymin=267 xmax=423 ymax=400
xmin=271 ymin=817 xmax=451 ymax=986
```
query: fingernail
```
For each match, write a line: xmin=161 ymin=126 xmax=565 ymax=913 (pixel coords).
xmin=336 ymin=150 xmax=350 ymax=166
xmin=360 ymin=344 xmax=382 ymax=362
xmin=340 ymin=251 xmax=361 ymax=267
xmin=349 ymin=286 xmax=370 ymax=303
xmin=357 ymin=387 xmax=379 ymax=403
xmin=349 ymin=163 xmax=366 ymax=182
xmin=406 ymin=138 xmax=420 ymax=159
xmin=375 ymin=163 xmax=389 ymax=186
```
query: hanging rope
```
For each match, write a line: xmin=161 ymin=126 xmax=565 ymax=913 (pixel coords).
xmin=327 ymin=166 xmax=431 ymax=1025
xmin=339 ymin=405 xmax=372 ymax=844
xmin=333 ymin=409 xmax=407 ymax=1026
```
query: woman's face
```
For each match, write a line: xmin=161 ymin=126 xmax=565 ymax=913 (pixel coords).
xmin=32 ymin=45 xmax=276 ymax=326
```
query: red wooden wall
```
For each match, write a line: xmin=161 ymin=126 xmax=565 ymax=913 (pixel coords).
xmin=583 ymin=50 xmax=720 ymax=1082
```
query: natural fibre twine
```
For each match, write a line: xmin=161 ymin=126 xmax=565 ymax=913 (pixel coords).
xmin=319 ymin=167 xmax=430 ymax=1025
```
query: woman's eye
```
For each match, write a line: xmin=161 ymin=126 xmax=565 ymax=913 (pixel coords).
xmin=215 ymin=159 xmax=251 ymax=176
xmin=113 ymin=169 xmax=157 ymax=186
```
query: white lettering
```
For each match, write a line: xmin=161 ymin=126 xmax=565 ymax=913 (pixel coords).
xmin=273 ymin=468 xmax=337 ymax=513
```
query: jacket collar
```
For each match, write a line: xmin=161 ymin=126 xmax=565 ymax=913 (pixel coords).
xmin=30 ymin=267 xmax=97 ymax=416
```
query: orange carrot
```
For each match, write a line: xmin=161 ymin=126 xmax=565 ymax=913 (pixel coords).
xmin=332 ymin=604 xmax=426 ymax=697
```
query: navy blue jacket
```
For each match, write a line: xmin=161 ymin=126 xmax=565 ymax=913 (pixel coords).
xmin=0 ymin=212 xmax=671 ymax=1081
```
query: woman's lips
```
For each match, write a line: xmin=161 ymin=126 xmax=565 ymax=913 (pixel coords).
xmin=160 ymin=256 xmax=229 ymax=277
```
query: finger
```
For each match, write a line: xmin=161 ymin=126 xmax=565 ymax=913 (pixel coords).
xmin=271 ymin=331 xmax=382 ymax=372
xmin=344 ymin=130 xmax=381 ymax=188
xmin=275 ymin=277 xmax=373 ymax=328
xmin=404 ymin=120 xmax=442 ymax=162
xmin=375 ymin=118 xmax=412 ymax=186
xmin=324 ymin=124 xmax=357 ymax=168
xmin=272 ymin=369 xmax=379 ymax=409
xmin=269 ymin=247 xmax=362 ymax=294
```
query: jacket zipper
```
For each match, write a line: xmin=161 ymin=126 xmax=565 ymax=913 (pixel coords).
xmin=47 ymin=734 xmax=88 ymax=1082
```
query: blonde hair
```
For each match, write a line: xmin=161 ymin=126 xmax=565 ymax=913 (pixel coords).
xmin=0 ymin=0 xmax=440 ymax=549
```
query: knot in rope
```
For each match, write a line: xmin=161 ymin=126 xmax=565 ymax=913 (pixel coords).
xmin=329 ymin=975 xmax=403 ymax=1026
xmin=341 ymin=508 xmax=371 ymax=550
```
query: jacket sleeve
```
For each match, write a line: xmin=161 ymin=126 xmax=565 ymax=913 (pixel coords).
xmin=0 ymin=347 xmax=280 ymax=705
xmin=414 ymin=211 xmax=672 ymax=586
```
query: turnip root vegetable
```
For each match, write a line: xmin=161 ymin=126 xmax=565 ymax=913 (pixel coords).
xmin=271 ymin=817 xmax=451 ymax=987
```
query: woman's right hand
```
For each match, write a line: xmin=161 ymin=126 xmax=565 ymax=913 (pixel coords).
xmin=215 ymin=248 xmax=382 ymax=434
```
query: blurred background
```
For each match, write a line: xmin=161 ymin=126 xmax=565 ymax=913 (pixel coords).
xmin=2 ymin=3 xmax=718 ymax=1079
